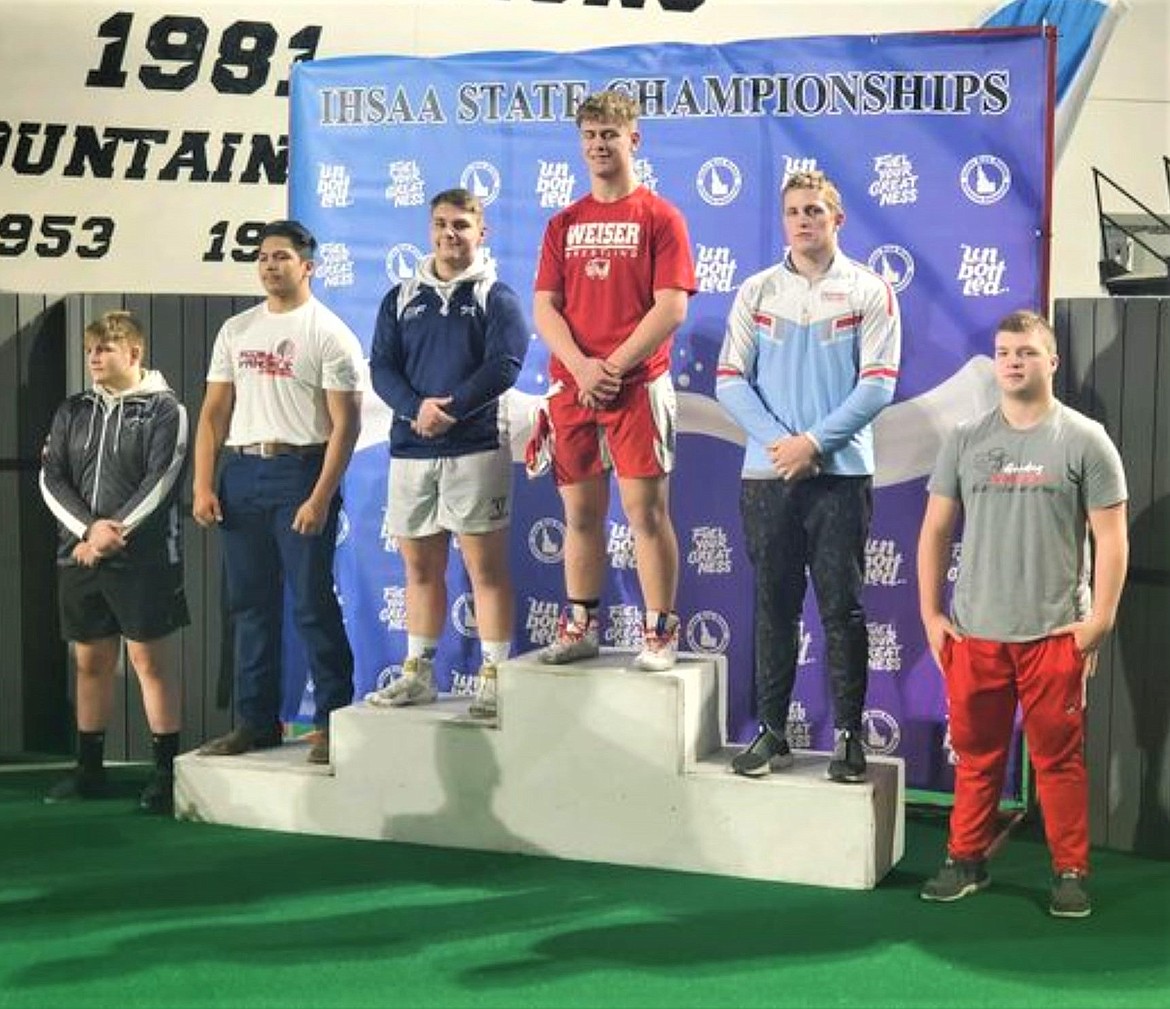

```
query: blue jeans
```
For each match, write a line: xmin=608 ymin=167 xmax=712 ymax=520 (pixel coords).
xmin=219 ymin=452 xmax=353 ymax=732
xmin=740 ymin=475 xmax=872 ymax=735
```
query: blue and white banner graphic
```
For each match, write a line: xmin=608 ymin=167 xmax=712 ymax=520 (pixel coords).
xmin=287 ymin=29 xmax=1054 ymax=796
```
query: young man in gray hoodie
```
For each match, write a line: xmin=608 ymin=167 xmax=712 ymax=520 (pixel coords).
xmin=40 ymin=310 xmax=189 ymax=814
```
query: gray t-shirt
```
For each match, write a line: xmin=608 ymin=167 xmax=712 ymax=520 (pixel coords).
xmin=928 ymin=401 xmax=1127 ymax=641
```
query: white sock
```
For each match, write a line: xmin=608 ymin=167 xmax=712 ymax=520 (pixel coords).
xmin=407 ymin=635 xmax=439 ymax=661
xmin=481 ymin=640 xmax=511 ymax=667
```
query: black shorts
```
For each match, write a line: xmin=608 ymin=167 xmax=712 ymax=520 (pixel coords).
xmin=58 ymin=563 xmax=190 ymax=643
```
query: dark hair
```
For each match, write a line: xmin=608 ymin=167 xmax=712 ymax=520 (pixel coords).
xmin=259 ymin=219 xmax=317 ymax=260
xmin=996 ymin=309 xmax=1056 ymax=353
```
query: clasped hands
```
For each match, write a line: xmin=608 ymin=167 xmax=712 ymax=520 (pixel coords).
xmin=573 ymin=357 xmax=622 ymax=410
xmin=73 ymin=517 xmax=126 ymax=567
xmin=769 ymin=433 xmax=822 ymax=482
xmin=412 ymin=396 xmax=456 ymax=438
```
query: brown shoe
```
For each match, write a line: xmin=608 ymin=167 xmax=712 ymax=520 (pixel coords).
xmin=197 ymin=725 xmax=282 ymax=757
xmin=305 ymin=729 xmax=330 ymax=765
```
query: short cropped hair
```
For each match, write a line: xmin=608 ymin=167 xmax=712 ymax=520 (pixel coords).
xmin=430 ymin=187 xmax=484 ymax=220
xmin=84 ymin=310 xmax=146 ymax=353
xmin=575 ymin=89 xmax=640 ymax=129
xmin=781 ymin=170 xmax=844 ymax=216
xmin=997 ymin=309 xmax=1057 ymax=354
xmin=259 ymin=219 xmax=317 ymax=261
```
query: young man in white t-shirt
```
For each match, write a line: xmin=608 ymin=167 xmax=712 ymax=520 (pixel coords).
xmin=192 ymin=220 xmax=364 ymax=766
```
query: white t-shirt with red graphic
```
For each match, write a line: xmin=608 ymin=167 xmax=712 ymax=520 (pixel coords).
xmin=207 ymin=296 xmax=365 ymax=446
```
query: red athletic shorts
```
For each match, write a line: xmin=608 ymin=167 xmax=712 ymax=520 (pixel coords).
xmin=545 ymin=372 xmax=677 ymax=485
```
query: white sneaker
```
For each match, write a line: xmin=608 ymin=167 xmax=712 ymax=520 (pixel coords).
xmin=364 ymin=656 xmax=437 ymax=708
xmin=634 ymin=614 xmax=679 ymax=671
xmin=539 ymin=610 xmax=600 ymax=664
xmin=468 ymin=663 xmax=498 ymax=719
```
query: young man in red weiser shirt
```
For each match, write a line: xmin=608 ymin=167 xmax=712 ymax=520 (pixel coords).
xmin=532 ymin=89 xmax=696 ymax=670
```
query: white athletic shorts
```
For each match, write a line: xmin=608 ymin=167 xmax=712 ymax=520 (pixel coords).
xmin=383 ymin=445 xmax=513 ymax=538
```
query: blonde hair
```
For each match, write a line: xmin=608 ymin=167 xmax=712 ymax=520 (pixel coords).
xmin=575 ymin=89 xmax=640 ymax=129
xmin=84 ymin=310 xmax=146 ymax=353
xmin=781 ymin=170 xmax=844 ymax=216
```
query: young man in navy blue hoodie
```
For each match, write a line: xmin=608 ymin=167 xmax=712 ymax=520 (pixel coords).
xmin=366 ymin=188 xmax=529 ymax=719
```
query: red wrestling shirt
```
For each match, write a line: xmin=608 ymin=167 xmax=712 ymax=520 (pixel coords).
xmin=535 ymin=187 xmax=695 ymax=385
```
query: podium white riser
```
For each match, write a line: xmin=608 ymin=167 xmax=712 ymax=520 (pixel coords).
xmin=175 ymin=651 xmax=904 ymax=890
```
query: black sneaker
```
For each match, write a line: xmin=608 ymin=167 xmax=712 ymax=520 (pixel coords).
xmin=138 ymin=771 xmax=175 ymax=815
xmin=827 ymin=728 xmax=867 ymax=783
xmin=730 ymin=726 xmax=794 ymax=778
xmin=1049 ymin=870 xmax=1092 ymax=918
xmin=920 ymin=858 xmax=991 ymax=901
xmin=44 ymin=767 xmax=108 ymax=804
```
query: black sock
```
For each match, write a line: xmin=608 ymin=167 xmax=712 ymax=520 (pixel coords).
xmin=78 ymin=730 xmax=105 ymax=775
xmin=151 ymin=732 xmax=180 ymax=776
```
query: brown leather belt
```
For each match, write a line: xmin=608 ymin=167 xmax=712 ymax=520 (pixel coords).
xmin=231 ymin=442 xmax=326 ymax=458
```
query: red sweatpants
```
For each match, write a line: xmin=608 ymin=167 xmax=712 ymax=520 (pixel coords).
xmin=943 ymin=634 xmax=1089 ymax=874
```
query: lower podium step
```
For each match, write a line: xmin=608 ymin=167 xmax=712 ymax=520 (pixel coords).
xmin=175 ymin=651 xmax=904 ymax=890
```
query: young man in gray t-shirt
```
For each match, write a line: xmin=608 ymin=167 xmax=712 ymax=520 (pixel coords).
xmin=917 ymin=310 xmax=1128 ymax=919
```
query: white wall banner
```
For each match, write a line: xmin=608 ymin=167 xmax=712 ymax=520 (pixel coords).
xmin=0 ymin=0 xmax=993 ymax=295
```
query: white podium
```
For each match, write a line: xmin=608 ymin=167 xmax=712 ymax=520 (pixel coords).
xmin=175 ymin=651 xmax=904 ymax=889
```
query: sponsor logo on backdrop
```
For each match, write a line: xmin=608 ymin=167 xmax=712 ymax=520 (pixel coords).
xmin=868 ymin=153 xmax=918 ymax=206
xmin=318 ymin=164 xmax=354 ymax=208
xmin=318 ymin=242 xmax=355 ymax=288
xmin=862 ymin=709 xmax=901 ymax=754
xmin=536 ymin=160 xmax=576 ymax=208
xmin=696 ymin=157 xmax=742 ymax=206
xmin=787 ymin=700 xmax=812 ymax=748
xmin=686 ymin=611 xmax=730 ymax=653
xmin=798 ymin=619 xmax=814 ymax=666
xmin=461 ymin=160 xmax=501 ymax=205
xmin=867 ymin=244 xmax=915 ymax=293
xmin=385 ymin=243 xmax=424 ymax=282
xmin=607 ymin=522 xmax=636 ymax=570
xmin=943 ymin=724 xmax=960 ymax=765
xmin=634 ymin=157 xmax=659 ymax=193
xmin=687 ymin=525 xmax=732 ymax=575
xmin=525 ymin=597 xmax=561 ymax=645
xmin=694 ymin=244 xmax=738 ymax=293
xmin=528 ymin=517 xmax=565 ymax=563
xmin=960 ymin=154 xmax=1011 ymax=205
xmin=452 ymin=592 xmax=479 ymax=638
xmin=605 ymin=604 xmax=643 ymax=648
xmin=867 ymin=621 xmax=903 ymax=673
xmin=379 ymin=586 xmax=407 ymax=631
xmin=385 ymin=159 xmax=426 ymax=206
xmin=957 ymin=244 xmax=1008 ymax=296
xmin=449 ymin=669 xmax=478 ymax=697
xmin=781 ymin=155 xmax=818 ymax=186
xmin=865 ymin=537 xmax=906 ymax=587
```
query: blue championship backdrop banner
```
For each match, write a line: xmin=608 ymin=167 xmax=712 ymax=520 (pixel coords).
xmin=286 ymin=29 xmax=1054 ymax=796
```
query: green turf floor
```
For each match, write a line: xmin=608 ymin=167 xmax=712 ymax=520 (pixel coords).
xmin=1 ymin=765 xmax=1167 ymax=1009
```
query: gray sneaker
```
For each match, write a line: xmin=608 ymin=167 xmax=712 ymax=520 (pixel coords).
xmin=468 ymin=663 xmax=498 ymax=719
xmin=539 ymin=611 xmax=600 ymax=664
xmin=364 ymin=656 xmax=436 ymax=708
xmin=920 ymin=858 xmax=990 ymax=902
xmin=730 ymin=726 xmax=795 ymax=777
xmin=1049 ymin=870 xmax=1092 ymax=918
